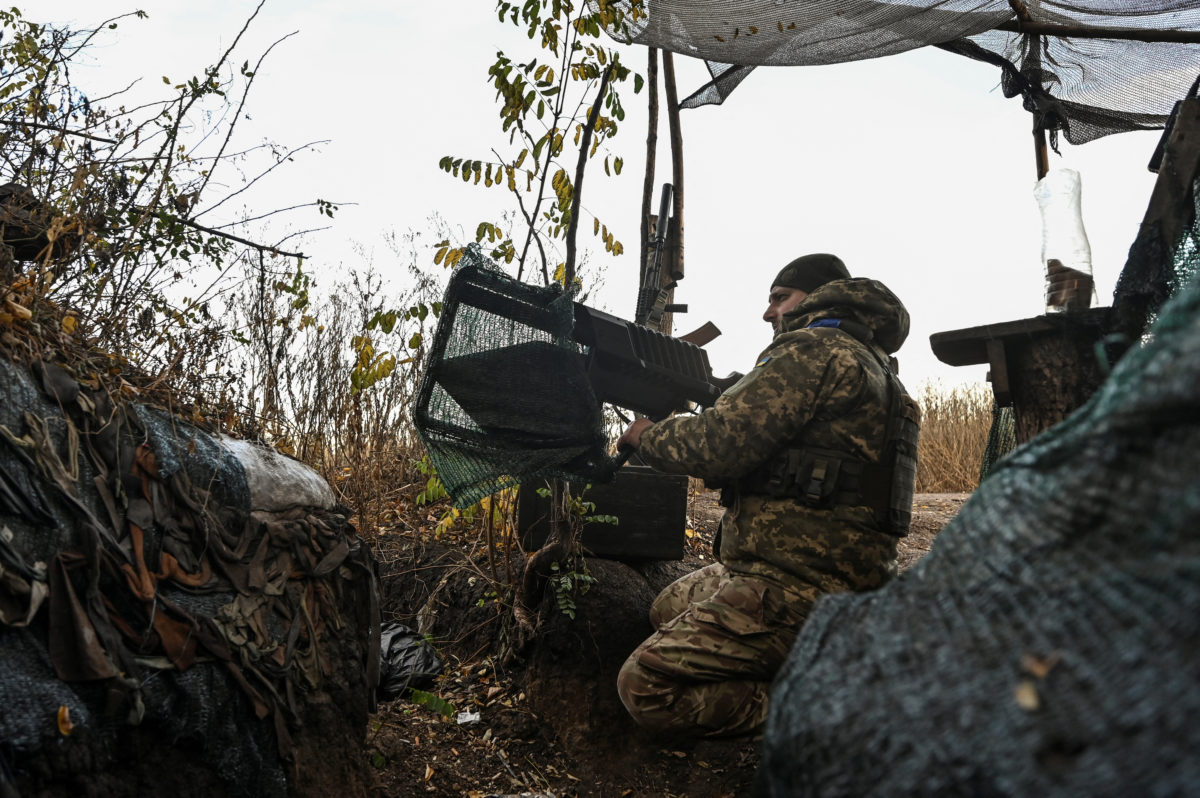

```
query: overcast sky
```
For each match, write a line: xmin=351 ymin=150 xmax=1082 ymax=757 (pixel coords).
xmin=38 ymin=1 xmax=1165 ymax=388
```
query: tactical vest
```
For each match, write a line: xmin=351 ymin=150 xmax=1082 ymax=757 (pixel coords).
xmin=722 ymin=319 xmax=920 ymax=537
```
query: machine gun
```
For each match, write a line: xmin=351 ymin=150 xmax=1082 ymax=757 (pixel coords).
xmin=413 ymin=247 xmax=738 ymax=507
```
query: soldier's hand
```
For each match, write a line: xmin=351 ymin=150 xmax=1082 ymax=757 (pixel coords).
xmin=616 ymin=418 xmax=654 ymax=451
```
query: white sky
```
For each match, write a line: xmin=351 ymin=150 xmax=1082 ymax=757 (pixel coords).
xmin=37 ymin=1 xmax=1165 ymax=388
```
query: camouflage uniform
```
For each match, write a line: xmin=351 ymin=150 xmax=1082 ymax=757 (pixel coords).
xmin=617 ymin=277 xmax=913 ymax=736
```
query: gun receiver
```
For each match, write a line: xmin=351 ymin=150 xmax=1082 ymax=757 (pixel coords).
xmin=635 ymin=183 xmax=676 ymax=328
xmin=573 ymin=303 xmax=721 ymax=420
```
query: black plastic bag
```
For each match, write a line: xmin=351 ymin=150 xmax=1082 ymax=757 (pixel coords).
xmin=377 ymin=623 xmax=443 ymax=700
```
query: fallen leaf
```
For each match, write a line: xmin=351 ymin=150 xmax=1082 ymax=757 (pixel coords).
xmin=57 ymin=705 xmax=74 ymax=736
xmin=1020 ymin=652 xmax=1061 ymax=680
xmin=424 ymin=764 xmax=434 ymax=782
xmin=1014 ymin=680 xmax=1040 ymax=711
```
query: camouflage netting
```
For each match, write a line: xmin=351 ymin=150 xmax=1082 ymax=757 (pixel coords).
xmin=603 ymin=1 xmax=1200 ymax=144
xmin=0 ymin=358 xmax=380 ymax=797
xmin=755 ymin=176 xmax=1200 ymax=795
xmin=414 ymin=246 xmax=611 ymax=508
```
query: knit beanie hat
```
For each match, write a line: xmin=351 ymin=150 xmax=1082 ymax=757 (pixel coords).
xmin=772 ymin=253 xmax=851 ymax=292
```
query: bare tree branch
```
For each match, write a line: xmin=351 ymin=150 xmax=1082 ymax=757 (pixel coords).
xmin=0 ymin=119 xmax=116 ymax=144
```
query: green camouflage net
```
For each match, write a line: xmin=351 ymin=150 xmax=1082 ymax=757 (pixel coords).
xmin=414 ymin=247 xmax=610 ymax=508
xmin=979 ymin=401 xmax=1017 ymax=481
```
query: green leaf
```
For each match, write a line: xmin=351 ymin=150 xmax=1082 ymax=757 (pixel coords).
xmin=409 ymin=689 xmax=455 ymax=718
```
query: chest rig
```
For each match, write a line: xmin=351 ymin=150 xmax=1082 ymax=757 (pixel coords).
xmin=721 ymin=319 xmax=920 ymax=537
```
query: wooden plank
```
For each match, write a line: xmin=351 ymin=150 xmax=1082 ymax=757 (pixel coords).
xmin=929 ymin=307 xmax=1110 ymax=367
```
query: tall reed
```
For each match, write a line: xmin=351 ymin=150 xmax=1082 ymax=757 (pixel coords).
xmin=913 ymin=380 xmax=994 ymax=493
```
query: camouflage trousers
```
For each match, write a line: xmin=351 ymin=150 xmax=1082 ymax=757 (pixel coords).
xmin=616 ymin=562 xmax=818 ymax=737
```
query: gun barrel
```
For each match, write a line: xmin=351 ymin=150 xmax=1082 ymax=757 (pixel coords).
xmin=654 ymin=183 xmax=673 ymax=248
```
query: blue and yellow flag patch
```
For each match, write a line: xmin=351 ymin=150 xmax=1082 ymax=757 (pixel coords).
xmin=755 ymin=355 xmax=772 ymax=368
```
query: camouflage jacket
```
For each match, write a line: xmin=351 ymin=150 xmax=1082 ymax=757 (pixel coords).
xmin=638 ymin=278 xmax=913 ymax=595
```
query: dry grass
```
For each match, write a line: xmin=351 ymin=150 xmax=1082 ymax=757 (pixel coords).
xmin=913 ymin=380 xmax=995 ymax=493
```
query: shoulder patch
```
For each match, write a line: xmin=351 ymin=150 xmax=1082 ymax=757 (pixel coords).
xmin=755 ymin=355 xmax=772 ymax=368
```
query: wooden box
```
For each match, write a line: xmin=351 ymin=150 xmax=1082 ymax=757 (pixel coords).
xmin=517 ymin=465 xmax=688 ymax=561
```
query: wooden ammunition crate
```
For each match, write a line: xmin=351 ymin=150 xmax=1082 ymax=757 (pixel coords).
xmin=517 ymin=465 xmax=688 ymax=561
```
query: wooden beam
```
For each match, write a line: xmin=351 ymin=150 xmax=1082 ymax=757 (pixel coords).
xmin=1034 ymin=125 xmax=1049 ymax=180
xmin=1135 ymin=97 xmax=1200 ymax=266
xmin=640 ymin=48 xmax=659 ymax=295
xmin=996 ymin=19 xmax=1200 ymax=44
xmin=986 ymin=339 xmax=1012 ymax=407
xmin=661 ymin=51 xmax=686 ymax=336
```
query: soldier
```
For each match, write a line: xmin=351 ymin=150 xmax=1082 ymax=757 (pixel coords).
xmin=614 ymin=253 xmax=919 ymax=737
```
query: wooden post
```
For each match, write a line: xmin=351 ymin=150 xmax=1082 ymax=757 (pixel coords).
xmin=1034 ymin=125 xmax=1049 ymax=180
xmin=1004 ymin=321 xmax=1109 ymax=443
xmin=640 ymin=48 xmax=659 ymax=290
xmin=1112 ymin=97 xmax=1200 ymax=342
xmin=661 ymin=51 xmax=685 ymax=336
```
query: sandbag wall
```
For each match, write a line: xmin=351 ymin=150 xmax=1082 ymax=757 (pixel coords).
xmin=0 ymin=357 xmax=380 ymax=798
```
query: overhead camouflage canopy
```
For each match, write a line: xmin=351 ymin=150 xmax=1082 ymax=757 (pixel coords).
xmin=604 ymin=1 xmax=1200 ymax=144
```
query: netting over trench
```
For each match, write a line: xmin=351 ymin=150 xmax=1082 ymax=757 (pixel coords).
xmin=602 ymin=1 xmax=1200 ymax=144
xmin=754 ymin=173 xmax=1200 ymax=795
xmin=413 ymin=246 xmax=611 ymax=508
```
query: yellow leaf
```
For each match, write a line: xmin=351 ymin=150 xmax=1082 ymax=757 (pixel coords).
xmin=57 ymin=705 xmax=74 ymax=735
xmin=1020 ymin=652 xmax=1061 ymax=680
xmin=5 ymin=298 xmax=31 ymax=320
xmin=1014 ymin=680 xmax=1040 ymax=711
xmin=62 ymin=315 xmax=77 ymax=334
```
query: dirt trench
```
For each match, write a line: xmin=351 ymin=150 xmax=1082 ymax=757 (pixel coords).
xmin=362 ymin=492 xmax=968 ymax=797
